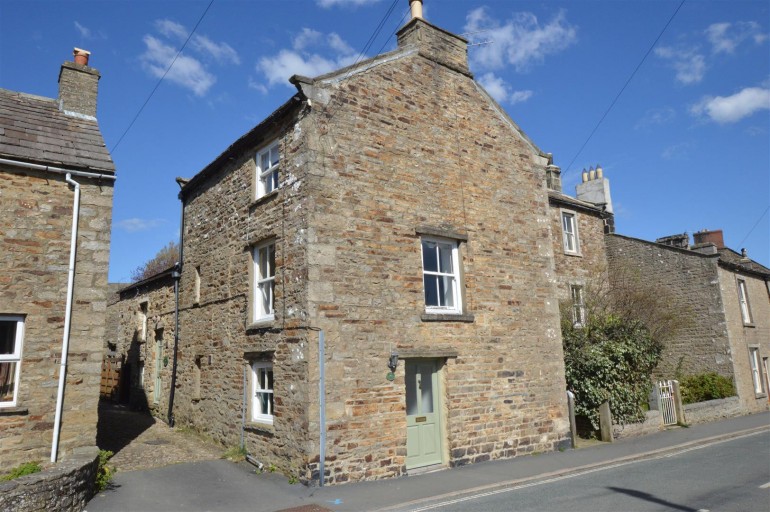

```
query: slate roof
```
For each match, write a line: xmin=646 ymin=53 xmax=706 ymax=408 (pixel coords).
xmin=718 ymin=247 xmax=770 ymax=278
xmin=0 ymin=88 xmax=115 ymax=173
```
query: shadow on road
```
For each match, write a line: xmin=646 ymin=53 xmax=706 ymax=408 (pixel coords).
xmin=607 ymin=486 xmax=698 ymax=512
xmin=96 ymin=399 xmax=155 ymax=455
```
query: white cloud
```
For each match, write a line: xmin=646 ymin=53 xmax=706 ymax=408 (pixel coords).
xmin=691 ymin=86 xmax=770 ymax=124
xmin=477 ymin=72 xmax=532 ymax=105
xmin=661 ymin=141 xmax=694 ymax=160
xmin=74 ymin=21 xmax=91 ymax=39
xmin=141 ymin=35 xmax=216 ymax=96
xmin=706 ymin=21 xmax=767 ymax=54
xmin=257 ymin=30 xmax=358 ymax=89
xmin=154 ymin=19 xmax=240 ymax=65
xmin=115 ymin=218 xmax=166 ymax=233
xmin=654 ymin=46 xmax=706 ymax=84
xmin=316 ymin=0 xmax=381 ymax=8
xmin=635 ymin=107 xmax=676 ymax=129
xmin=464 ymin=8 xmax=577 ymax=72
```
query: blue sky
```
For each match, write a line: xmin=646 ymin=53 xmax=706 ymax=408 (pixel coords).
xmin=1 ymin=0 xmax=768 ymax=281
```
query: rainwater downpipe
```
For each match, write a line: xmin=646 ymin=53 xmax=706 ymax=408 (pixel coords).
xmin=319 ymin=329 xmax=326 ymax=487
xmin=167 ymin=188 xmax=185 ymax=427
xmin=50 ymin=173 xmax=81 ymax=463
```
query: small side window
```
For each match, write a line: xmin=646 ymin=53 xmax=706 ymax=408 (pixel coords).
xmin=0 ymin=316 xmax=24 ymax=407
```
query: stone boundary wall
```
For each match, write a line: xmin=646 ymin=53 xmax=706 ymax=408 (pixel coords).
xmin=613 ymin=410 xmax=663 ymax=440
xmin=0 ymin=446 xmax=98 ymax=512
xmin=683 ymin=397 xmax=744 ymax=425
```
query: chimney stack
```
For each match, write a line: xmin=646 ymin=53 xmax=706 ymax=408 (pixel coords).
xmin=576 ymin=163 xmax=613 ymax=214
xmin=692 ymin=229 xmax=725 ymax=249
xmin=58 ymin=47 xmax=100 ymax=119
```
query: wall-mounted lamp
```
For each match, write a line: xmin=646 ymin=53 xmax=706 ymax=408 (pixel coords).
xmin=387 ymin=352 xmax=399 ymax=373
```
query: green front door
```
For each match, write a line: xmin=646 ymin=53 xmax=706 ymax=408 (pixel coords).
xmin=405 ymin=359 xmax=443 ymax=469
xmin=153 ymin=333 xmax=163 ymax=404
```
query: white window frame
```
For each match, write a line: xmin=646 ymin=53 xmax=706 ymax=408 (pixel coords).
xmin=570 ymin=284 xmax=586 ymax=327
xmin=749 ymin=347 xmax=764 ymax=395
xmin=251 ymin=361 xmax=274 ymax=424
xmin=0 ymin=315 xmax=24 ymax=407
xmin=256 ymin=141 xmax=280 ymax=199
xmin=561 ymin=209 xmax=580 ymax=255
xmin=421 ymin=236 xmax=462 ymax=314
xmin=737 ymin=278 xmax=752 ymax=324
xmin=252 ymin=241 xmax=276 ymax=322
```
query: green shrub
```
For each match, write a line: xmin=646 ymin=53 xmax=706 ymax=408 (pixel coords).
xmin=1 ymin=462 xmax=42 ymax=481
xmin=223 ymin=446 xmax=247 ymax=462
xmin=95 ymin=450 xmax=116 ymax=492
xmin=563 ymin=314 xmax=663 ymax=430
xmin=680 ymin=373 xmax=736 ymax=404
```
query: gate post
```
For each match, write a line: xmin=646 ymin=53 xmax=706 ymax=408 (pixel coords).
xmin=567 ymin=391 xmax=577 ymax=449
xmin=671 ymin=380 xmax=686 ymax=425
xmin=599 ymin=401 xmax=613 ymax=443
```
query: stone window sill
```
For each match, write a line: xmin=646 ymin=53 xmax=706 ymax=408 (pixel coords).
xmin=246 ymin=317 xmax=276 ymax=332
xmin=742 ymin=322 xmax=756 ymax=328
xmin=250 ymin=189 xmax=279 ymax=208
xmin=0 ymin=407 xmax=28 ymax=416
xmin=245 ymin=421 xmax=275 ymax=435
xmin=421 ymin=313 xmax=474 ymax=323
xmin=564 ymin=250 xmax=583 ymax=257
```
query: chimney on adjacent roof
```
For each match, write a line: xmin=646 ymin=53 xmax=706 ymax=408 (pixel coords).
xmin=693 ymin=229 xmax=725 ymax=249
xmin=576 ymin=163 xmax=613 ymax=214
xmin=58 ymin=47 xmax=100 ymax=119
xmin=656 ymin=233 xmax=690 ymax=250
xmin=544 ymin=153 xmax=562 ymax=193
xmin=396 ymin=0 xmax=470 ymax=76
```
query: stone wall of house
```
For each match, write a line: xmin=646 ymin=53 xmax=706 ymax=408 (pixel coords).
xmin=0 ymin=167 xmax=113 ymax=471
xmin=302 ymin=45 xmax=569 ymax=484
xmin=110 ymin=275 xmax=176 ymax=414
xmin=605 ymin=234 xmax=732 ymax=380
xmin=171 ymin=106 xmax=312 ymax=479
xmin=0 ymin=446 xmax=98 ymax=512
xmin=718 ymin=267 xmax=770 ymax=413
xmin=549 ymin=199 xmax=609 ymax=304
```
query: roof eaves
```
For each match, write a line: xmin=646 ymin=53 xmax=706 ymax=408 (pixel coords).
xmin=118 ymin=266 xmax=176 ymax=295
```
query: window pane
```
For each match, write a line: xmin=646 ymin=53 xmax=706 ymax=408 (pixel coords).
xmin=422 ymin=241 xmax=438 ymax=272
xmin=266 ymin=369 xmax=274 ymax=390
xmin=267 ymin=244 xmax=275 ymax=277
xmin=439 ymin=276 xmax=454 ymax=308
xmin=259 ymin=247 xmax=269 ymax=279
xmin=419 ymin=367 xmax=433 ymax=414
xmin=0 ymin=321 xmax=16 ymax=354
xmin=270 ymin=146 xmax=279 ymax=167
xmin=259 ymin=283 xmax=271 ymax=315
xmin=261 ymin=152 xmax=270 ymax=172
xmin=0 ymin=362 xmax=17 ymax=402
xmin=258 ymin=392 xmax=269 ymax=415
xmin=438 ymin=244 xmax=453 ymax=273
xmin=424 ymin=275 xmax=439 ymax=306
xmin=405 ymin=364 xmax=417 ymax=416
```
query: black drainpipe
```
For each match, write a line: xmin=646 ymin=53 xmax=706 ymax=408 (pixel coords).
xmin=168 ymin=181 xmax=186 ymax=426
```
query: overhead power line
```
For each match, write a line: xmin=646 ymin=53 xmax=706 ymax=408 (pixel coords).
xmin=738 ymin=205 xmax=769 ymax=248
xmin=563 ymin=0 xmax=686 ymax=175
xmin=111 ymin=0 xmax=215 ymax=153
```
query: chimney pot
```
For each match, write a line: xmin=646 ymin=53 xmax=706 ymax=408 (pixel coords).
xmin=581 ymin=169 xmax=588 ymax=183
xmin=409 ymin=0 xmax=423 ymax=19
xmin=588 ymin=166 xmax=596 ymax=181
xmin=741 ymin=248 xmax=748 ymax=258
xmin=693 ymin=229 xmax=725 ymax=249
xmin=73 ymin=47 xmax=90 ymax=66
xmin=596 ymin=164 xmax=603 ymax=179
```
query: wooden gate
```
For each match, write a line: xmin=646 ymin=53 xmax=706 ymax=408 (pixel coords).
xmin=100 ymin=356 xmax=121 ymax=401
xmin=657 ymin=380 xmax=677 ymax=426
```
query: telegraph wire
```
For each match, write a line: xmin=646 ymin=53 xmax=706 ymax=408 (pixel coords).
xmin=563 ymin=0 xmax=686 ymax=176
xmin=111 ymin=0 xmax=215 ymax=153
xmin=737 ymin=206 xmax=769 ymax=248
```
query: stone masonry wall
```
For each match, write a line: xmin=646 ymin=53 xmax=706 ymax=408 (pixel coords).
xmin=0 ymin=446 xmax=98 ymax=512
xmin=605 ymin=234 xmax=731 ymax=380
xmin=718 ymin=267 xmax=770 ymax=413
xmin=549 ymin=199 xmax=608 ymax=305
xmin=0 ymin=167 xmax=112 ymax=471
xmin=303 ymin=49 xmax=570 ymax=484
xmin=171 ymin=106 xmax=312 ymax=479
xmin=110 ymin=275 xmax=176 ymax=414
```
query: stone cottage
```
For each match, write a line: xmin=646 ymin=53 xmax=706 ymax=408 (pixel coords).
xmin=0 ymin=49 xmax=116 ymax=469
xmin=116 ymin=4 xmax=574 ymax=484
xmin=606 ymin=229 xmax=770 ymax=414
xmin=545 ymin=162 xmax=614 ymax=325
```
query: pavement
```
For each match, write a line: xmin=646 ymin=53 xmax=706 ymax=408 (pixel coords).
xmin=87 ymin=407 xmax=769 ymax=512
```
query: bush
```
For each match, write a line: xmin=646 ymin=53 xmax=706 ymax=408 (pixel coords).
xmin=1 ymin=462 xmax=42 ymax=481
xmin=95 ymin=450 xmax=116 ymax=492
xmin=563 ymin=314 xmax=662 ymax=430
xmin=680 ymin=373 xmax=736 ymax=404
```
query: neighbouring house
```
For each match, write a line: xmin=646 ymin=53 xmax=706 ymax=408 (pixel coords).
xmin=0 ymin=48 xmax=116 ymax=469
xmin=606 ymin=229 xmax=770 ymax=414
xmin=545 ymin=162 xmax=614 ymax=325
xmin=111 ymin=3 xmax=574 ymax=484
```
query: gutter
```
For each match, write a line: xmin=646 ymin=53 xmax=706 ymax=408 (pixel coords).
xmin=0 ymin=157 xmax=116 ymax=181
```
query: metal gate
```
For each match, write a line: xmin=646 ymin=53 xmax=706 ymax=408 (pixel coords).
xmin=657 ymin=380 xmax=677 ymax=426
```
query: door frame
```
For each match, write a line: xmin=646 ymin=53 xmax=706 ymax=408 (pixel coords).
xmin=404 ymin=357 xmax=448 ymax=470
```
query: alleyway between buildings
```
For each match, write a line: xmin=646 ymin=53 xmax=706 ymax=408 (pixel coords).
xmin=96 ymin=401 xmax=222 ymax=473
